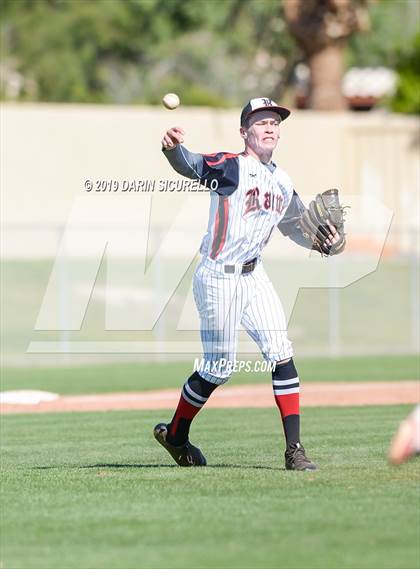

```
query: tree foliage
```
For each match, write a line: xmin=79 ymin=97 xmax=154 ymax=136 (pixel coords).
xmin=0 ymin=0 xmax=296 ymax=105
xmin=391 ymin=32 xmax=420 ymax=115
xmin=0 ymin=0 xmax=418 ymax=113
xmin=347 ymin=0 xmax=419 ymax=68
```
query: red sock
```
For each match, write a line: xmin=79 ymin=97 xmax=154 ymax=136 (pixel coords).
xmin=274 ymin=392 xmax=300 ymax=418
xmin=169 ymin=394 xmax=202 ymax=442
xmin=272 ymin=359 xmax=300 ymax=446
xmin=168 ymin=372 xmax=218 ymax=445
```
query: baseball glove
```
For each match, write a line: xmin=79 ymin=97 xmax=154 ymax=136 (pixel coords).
xmin=299 ymin=189 xmax=346 ymax=256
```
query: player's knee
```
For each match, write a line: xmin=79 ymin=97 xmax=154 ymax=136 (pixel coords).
xmin=272 ymin=357 xmax=299 ymax=383
xmin=199 ymin=355 xmax=235 ymax=383
xmin=218 ymin=357 xmax=235 ymax=380
xmin=273 ymin=357 xmax=296 ymax=377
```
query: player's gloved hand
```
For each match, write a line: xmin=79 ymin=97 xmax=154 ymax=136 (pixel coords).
xmin=161 ymin=127 xmax=185 ymax=150
xmin=299 ymin=189 xmax=347 ymax=256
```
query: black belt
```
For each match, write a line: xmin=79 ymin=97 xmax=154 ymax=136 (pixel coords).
xmin=224 ymin=257 xmax=258 ymax=275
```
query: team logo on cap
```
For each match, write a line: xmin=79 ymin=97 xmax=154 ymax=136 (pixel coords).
xmin=251 ymin=97 xmax=274 ymax=109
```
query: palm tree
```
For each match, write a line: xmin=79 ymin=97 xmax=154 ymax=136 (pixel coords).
xmin=284 ymin=0 xmax=371 ymax=110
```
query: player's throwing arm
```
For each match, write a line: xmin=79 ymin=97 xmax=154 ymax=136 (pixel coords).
xmin=161 ymin=127 xmax=185 ymax=150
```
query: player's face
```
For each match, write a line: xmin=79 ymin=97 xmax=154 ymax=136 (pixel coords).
xmin=244 ymin=111 xmax=280 ymax=157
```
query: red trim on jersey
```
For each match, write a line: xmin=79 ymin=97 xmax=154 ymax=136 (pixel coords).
xmin=215 ymin=198 xmax=229 ymax=258
xmin=210 ymin=197 xmax=229 ymax=259
xmin=205 ymin=152 xmax=239 ymax=167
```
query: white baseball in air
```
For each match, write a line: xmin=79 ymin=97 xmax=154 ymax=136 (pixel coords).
xmin=162 ymin=93 xmax=180 ymax=110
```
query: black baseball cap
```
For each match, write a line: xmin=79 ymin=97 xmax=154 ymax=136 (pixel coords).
xmin=240 ymin=97 xmax=291 ymax=126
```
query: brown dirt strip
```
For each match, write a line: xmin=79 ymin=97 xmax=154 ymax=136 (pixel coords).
xmin=1 ymin=381 xmax=419 ymax=415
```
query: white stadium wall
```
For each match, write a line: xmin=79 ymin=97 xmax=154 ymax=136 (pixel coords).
xmin=1 ymin=103 xmax=419 ymax=259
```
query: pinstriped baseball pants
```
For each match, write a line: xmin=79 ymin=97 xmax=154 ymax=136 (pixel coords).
xmin=193 ymin=260 xmax=293 ymax=384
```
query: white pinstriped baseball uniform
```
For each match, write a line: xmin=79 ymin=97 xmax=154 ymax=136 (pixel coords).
xmin=164 ymin=145 xmax=310 ymax=384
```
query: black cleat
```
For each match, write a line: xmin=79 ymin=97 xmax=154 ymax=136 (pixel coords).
xmin=153 ymin=423 xmax=207 ymax=467
xmin=285 ymin=442 xmax=317 ymax=471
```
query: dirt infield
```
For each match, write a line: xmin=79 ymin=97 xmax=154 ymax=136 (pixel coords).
xmin=1 ymin=381 xmax=419 ymax=414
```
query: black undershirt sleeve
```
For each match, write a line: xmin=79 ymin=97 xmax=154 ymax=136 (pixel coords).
xmin=163 ymin=146 xmax=239 ymax=196
xmin=162 ymin=145 xmax=204 ymax=179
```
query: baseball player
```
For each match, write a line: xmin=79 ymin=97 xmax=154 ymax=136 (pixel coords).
xmin=154 ymin=97 xmax=345 ymax=471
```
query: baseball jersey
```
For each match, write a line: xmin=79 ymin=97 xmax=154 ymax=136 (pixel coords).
xmin=164 ymin=146 xmax=311 ymax=264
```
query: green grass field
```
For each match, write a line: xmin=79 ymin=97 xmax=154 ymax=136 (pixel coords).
xmin=1 ymin=405 xmax=419 ymax=569
xmin=1 ymin=356 xmax=419 ymax=568
xmin=2 ymin=355 xmax=419 ymax=395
